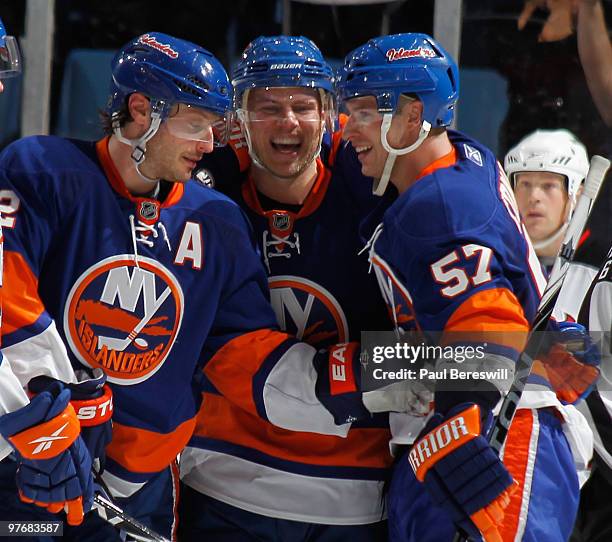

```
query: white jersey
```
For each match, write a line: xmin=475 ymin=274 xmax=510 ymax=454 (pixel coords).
xmin=576 ymin=244 xmax=612 ymax=474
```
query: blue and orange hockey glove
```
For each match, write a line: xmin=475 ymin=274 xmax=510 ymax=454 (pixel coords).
xmin=409 ymin=404 xmax=518 ymax=542
xmin=539 ymin=320 xmax=601 ymax=404
xmin=0 ymin=382 xmax=94 ymax=525
xmin=29 ymin=369 xmax=113 ymax=471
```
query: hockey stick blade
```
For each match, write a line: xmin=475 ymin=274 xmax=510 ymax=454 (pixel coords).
xmin=93 ymin=494 xmax=170 ymax=542
xmin=453 ymin=155 xmax=609 ymax=542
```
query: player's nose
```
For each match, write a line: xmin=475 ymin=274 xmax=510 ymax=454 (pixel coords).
xmin=343 ymin=115 xmax=358 ymax=139
xmin=196 ymin=138 xmax=214 ymax=154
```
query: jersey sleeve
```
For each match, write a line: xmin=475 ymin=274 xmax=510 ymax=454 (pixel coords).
xmin=377 ymin=185 xmax=534 ymax=415
xmin=197 ymin=204 xmax=357 ymax=437
xmin=0 ymin=143 xmax=77 ymax=391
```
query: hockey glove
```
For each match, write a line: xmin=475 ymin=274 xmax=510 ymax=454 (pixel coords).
xmin=29 ymin=369 xmax=113 ymax=471
xmin=539 ymin=320 xmax=600 ymax=404
xmin=0 ymin=382 xmax=94 ymax=525
xmin=314 ymin=342 xmax=371 ymax=425
xmin=362 ymin=380 xmax=432 ymax=417
xmin=408 ymin=403 xmax=518 ymax=542
xmin=315 ymin=343 xmax=434 ymax=423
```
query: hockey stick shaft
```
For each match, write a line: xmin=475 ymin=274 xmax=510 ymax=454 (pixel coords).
xmin=93 ymin=494 xmax=170 ymax=542
xmin=453 ymin=155 xmax=609 ymax=542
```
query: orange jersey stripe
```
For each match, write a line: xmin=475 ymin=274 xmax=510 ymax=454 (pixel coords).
xmin=95 ymin=137 xmax=184 ymax=205
xmin=3 ymin=250 xmax=46 ymax=335
xmin=228 ymin=123 xmax=251 ymax=173
xmin=107 ymin=417 xmax=196 ymax=473
xmin=195 ymin=392 xmax=393 ymax=469
xmin=204 ymin=328 xmax=292 ymax=415
xmin=416 ymin=147 xmax=458 ymax=180
xmin=444 ymin=288 xmax=529 ymax=352
xmin=499 ymin=409 xmax=535 ymax=541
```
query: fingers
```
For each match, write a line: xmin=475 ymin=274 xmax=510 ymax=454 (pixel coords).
xmin=17 ymin=489 xmax=85 ymax=526
xmin=65 ymin=497 xmax=85 ymax=526
xmin=470 ymin=480 xmax=519 ymax=542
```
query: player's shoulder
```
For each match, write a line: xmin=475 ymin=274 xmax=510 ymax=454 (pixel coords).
xmin=181 ymin=181 xmax=253 ymax=237
xmin=0 ymin=135 xmax=97 ymax=173
xmin=387 ymin=131 xmax=501 ymax=241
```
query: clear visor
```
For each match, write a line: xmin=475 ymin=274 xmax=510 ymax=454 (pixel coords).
xmin=237 ymin=89 xmax=326 ymax=124
xmin=164 ymin=104 xmax=232 ymax=146
xmin=345 ymin=107 xmax=384 ymax=126
xmin=0 ymin=36 xmax=21 ymax=78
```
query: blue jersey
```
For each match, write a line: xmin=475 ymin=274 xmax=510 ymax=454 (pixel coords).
xmin=0 ymin=135 xmax=347 ymax=495
xmin=361 ymin=131 xmax=548 ymax=413
xmin=182 ymin=128 xmax=395 ymax=525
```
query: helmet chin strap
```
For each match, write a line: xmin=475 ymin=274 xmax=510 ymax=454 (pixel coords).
xmin=532 ymin=222 xmax=567 ymax=251
xmin=112 ymin=101 xmax=166 ymax=184
xmin=373 ymin=114 xmax=431 ymax=196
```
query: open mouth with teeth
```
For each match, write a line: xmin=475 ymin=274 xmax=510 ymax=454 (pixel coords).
xmin=271 ymin=137 xmax=302 ymax=154
xmin=354 ymin=145 xmax=373 ymax=159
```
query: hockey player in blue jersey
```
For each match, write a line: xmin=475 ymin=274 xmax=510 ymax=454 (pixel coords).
xmin=337 ymin=33 xmax=591 ymax=542
xmin=0 ymin=31 xmax=414 ymax=540
xmin=179 ymin=36 xmax=400 ymax=542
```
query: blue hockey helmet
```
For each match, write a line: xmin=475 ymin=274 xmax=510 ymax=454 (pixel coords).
xmin=232 ymin=35 xmax=334 ymax=108
xmin=337 ymin=33 xmax=459 ymax=127
xmin=0 ymin=17 xmax=22 ymax=79
xmin=107 ymin=32 xmax=232 ymax=120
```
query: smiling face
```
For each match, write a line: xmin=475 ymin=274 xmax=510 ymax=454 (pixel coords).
xmin=514 ymin=171 xmax=569 ymax=242
xmin=139 ymin=104 xmax=219 ymax=182
xmin=342 ymin=95 xmax=417 ymax=181
xmin=241 ymin=87 xmax=325 ymax=179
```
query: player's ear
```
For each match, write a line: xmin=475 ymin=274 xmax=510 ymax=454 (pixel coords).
xmin=127 ymin=93 xmax=151 ymax=129
xmin=405 ymin=99 xmax=423 ymax=128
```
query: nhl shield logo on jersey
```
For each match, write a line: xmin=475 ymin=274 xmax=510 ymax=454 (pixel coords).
xmin=268 ymin=275 xmax=349 ymax=347
xmin=272 ymin=212 xmax=291 ymax=232
xmin=64 ymin=255 xmax=184 ymax=385
xmin=137 ymin=200 xmax=160 ymax=223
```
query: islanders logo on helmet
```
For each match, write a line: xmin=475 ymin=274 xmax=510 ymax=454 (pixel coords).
xmin=338 ymin=33 xmax=459 ymax=127
xmin=107 ymin=32 xmax=232 ymax=120
xmin=0 ymin=17 xmax=22 ymax=79
xmin=232 ymin=35 xmax=334 ymax=108
xmin=63 ymin=255 xmax=184 ymax=385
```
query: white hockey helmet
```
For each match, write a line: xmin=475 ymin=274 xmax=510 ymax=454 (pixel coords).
xmin=504 ymin=129 xmax=589 ymax=251
xmin=504 ymin=129 xmax=589 ymax=202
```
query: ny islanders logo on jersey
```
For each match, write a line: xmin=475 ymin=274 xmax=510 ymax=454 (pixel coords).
xmin=268 ymin=275 xmax=349 ymax=347
xmin=370 ymin=253 xmax=417 ymax=333
xmin=64 ymin=255 xmax=184 ymax=385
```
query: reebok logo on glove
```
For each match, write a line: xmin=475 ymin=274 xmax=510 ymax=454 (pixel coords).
xmin=409 ymin=405 xmax=481 ymax=481
xmin=9 ymin=403 xmax=81 ymax=460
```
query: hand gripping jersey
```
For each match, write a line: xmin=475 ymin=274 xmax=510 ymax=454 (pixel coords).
xmin=0 ymin=135 xmax=345 ymax=496
xmin=181 ymin=129 xmax=394 ymax=525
